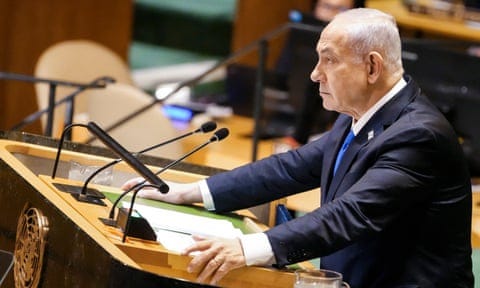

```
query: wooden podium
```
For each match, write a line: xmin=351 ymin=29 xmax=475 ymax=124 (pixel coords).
xmin=0 ymin=131 xmax=296 ymax=287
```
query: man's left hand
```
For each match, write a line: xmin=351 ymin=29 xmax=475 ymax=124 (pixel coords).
xmin=183 ymin=235 xmax=246 ymax=285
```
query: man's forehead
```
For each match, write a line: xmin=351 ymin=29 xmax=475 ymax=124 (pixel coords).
xmin=324 ymin=16 xmax=350 ymax=34
xmin=318 ymin=25 xmax=347 ymax=52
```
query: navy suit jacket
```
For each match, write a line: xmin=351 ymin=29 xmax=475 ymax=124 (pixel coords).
xmin=207 ymin=77 xmax=474 ymax=287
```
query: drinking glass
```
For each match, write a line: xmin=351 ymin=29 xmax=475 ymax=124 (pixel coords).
xmin=68 ymin=160 xmax=113 ymax=186
xmin=294 ymin=269 xmax=350 ymax=288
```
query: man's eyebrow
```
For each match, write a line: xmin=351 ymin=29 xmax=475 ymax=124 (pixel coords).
xmin=319 ymin=46 xmax=333 ymax=54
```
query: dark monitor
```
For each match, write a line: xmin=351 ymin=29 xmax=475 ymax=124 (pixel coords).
xmin=465 ymin=0 xmax=480 ymax=9
xmin=224 ymin=64 xmax=297 ymax=138
xmin=224 ymin=23 xmax=324 ymax=139
xmin=225 ymin=64 xmax=288 ymax=117
xmin=401 ymin=38 xmax=480 ymax=175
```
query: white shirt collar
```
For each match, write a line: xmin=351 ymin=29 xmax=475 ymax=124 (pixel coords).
xmin=351 ymin=78 xmax=407 ymax=135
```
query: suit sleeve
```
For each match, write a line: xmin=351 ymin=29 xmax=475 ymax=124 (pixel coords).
xmin=206 ymin=133 xmax=329 ymax=212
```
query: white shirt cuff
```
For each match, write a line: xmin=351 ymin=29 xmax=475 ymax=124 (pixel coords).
xmin=239 ymin=233 xmax=276 ymax=266
xmin=199 ymin=180 xmax=275 ymax=266
xmin=198 ymin=179 xmax=215 ymax=211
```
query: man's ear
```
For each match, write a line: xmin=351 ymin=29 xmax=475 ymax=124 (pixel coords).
xmin=366 ymin=52 xmax=383 ymax=84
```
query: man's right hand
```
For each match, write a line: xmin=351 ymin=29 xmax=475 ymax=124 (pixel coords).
xmin=121 ymin=177 xmax=203 ymax=205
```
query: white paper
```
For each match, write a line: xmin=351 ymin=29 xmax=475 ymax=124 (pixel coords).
xmin=153 ymin=228 xmax=196 ymax=253
xmin=123 ymin=202 xmax=243 ymax=251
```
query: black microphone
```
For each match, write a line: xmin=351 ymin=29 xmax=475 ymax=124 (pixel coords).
xmin=107 ymin=127 xmax=230 ymax=220
xmin=80 ymin=121 xmax=217 ymax=196
xmin=136 ymin=120 xmax=216 ymax=155
xmin=147 ymin=127 xmax=229 ymax=181
xmin=51 ymin=122 xmax=168 ymax=206
xmin=86 ymin=122 xmax=169 ymax=193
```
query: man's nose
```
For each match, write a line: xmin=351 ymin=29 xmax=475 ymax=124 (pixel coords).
xmin=310 ymin=64 xmax=323 ymax=82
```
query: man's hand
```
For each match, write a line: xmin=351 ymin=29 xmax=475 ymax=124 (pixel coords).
xmin=121 ymin=177 xmax=202 ymax=204
xmin=183 ymin=235 xmax=246 ymax=285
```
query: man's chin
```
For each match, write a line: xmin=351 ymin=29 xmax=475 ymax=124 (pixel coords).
xmin=322 ymin=102 xmax=335 ymax=112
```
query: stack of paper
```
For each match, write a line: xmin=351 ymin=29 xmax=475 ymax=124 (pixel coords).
xmin=123 ymin=202 xmax=243 ymax=253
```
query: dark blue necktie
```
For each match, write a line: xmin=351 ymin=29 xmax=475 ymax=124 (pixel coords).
xmin=334 ymin=130 xmax=355 ymax=175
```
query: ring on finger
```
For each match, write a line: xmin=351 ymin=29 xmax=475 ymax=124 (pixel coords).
xmin=212 ymin=257 xmax=222 ymax=266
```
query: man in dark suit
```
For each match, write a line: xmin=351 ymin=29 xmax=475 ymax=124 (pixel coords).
xmin=123 ymin=8 xmax=474 ymax=287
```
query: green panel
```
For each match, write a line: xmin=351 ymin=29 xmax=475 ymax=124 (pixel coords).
xmin=136 ymin=0 xmax=237 ymax=21
xmin=133 ymin=0 xmax=236 ymax=56
xmin=473 ymin=249 xmax=480 ymax=288
xmin=129 ymin=41 xmax=218 ymax=70
xmin=103 ymin=191 xmax=248 ymax=234
xmin=103 ymin=191 xmax=312 ymax=270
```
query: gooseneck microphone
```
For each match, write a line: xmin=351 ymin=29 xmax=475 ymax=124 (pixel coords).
xmin=85 ymin=122 xmax=169 ymax=193
xmin=107 ymin=127 xmax=230 ymax=220
xmin=133 ymin=127 xmax=229 ymax=190
xmin=137 ymin=121 xmax=216 ymax=155
xmin=119 ymin=183 xmax=160 ymax=242
xmin=79 ymin=121 xmax=217 ymax=196
xmin=51 ymin=122 xmax=169 ymax=206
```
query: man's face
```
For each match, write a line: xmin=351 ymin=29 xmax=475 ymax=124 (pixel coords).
xmin=310 ymin=22 xmax=369 ymax=117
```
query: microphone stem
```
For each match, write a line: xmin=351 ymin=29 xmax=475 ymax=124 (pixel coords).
xmin=153 ymin=140 xmax=212 ymax=176
xmin=108 ymin=140 xmax=213 ymax=219
xmin=136 ymin=131 xmax=195 ymax=154
xmin=120 ymin=183 xmax=160 ymax=243
xmin=122 ymin=186 xmax=140 ymax=243
xmin=109 ymin=182 xmax=160 ymax=220
xmin=52 ymin=123 xmax=89 ymax=179
xmin=109 ymin=186 xmax=135 ymax=219
xmin=87 ymin=122 xmax=169 ymax=192
xmin=81 ymin=159 xmax=121 ymax=195
xmin=81 ymin=129 xmax=204 ymax=196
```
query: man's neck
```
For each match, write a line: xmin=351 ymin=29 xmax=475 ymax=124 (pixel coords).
xmin=350 ymin=77 xmax=407 ymax=135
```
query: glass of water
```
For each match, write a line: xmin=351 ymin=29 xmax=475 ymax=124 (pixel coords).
xmin=68 ymin=160 xmax=113 ymax=186
xmin=294 ymin=269 xmax=349 ymax=288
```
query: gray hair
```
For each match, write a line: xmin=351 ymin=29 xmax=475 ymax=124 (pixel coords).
xmin=333 ymin=8 xmax=403 ymax=73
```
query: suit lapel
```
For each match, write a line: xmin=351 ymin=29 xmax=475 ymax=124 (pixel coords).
xmin=325 ymin=123 xmax=383 ymax=202
xmin=322 ymin=121 xmax=351 ymax=204
xmin=323 ymin=76 xmax=420 ymax=203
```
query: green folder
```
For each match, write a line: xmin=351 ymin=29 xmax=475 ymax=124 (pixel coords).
xmin=103 ymin=191 xmax=249 ymax=234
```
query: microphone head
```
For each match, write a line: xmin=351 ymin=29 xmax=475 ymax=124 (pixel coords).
xmin=210 ymin=128 xmax=229 ymax=142
xmin=200 ymin=121 xmax=217 ymax=133
xmin=158 ymin=182 xmax=169 ymax=193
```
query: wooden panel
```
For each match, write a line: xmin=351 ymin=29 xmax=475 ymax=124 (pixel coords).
xmin=0 ymin=138 xmax=298 ymax=287
xmin=231 ymin=0 xmax=313 ymax=68
xmin=0 ymin=0 xmax=132 ymax=133
xmin=367 ymin=0 xmax=480 ymax=42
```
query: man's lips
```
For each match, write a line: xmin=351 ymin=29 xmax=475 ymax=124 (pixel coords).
xmin=320 ymin=91 xmax=330 ymax=96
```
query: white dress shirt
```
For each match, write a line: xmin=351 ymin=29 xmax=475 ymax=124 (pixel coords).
xmin=199 ymin=78 xmax=407 ymax=266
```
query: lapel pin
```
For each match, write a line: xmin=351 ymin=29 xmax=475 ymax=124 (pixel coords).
xmin=368 ymin=130 xmax=374 ymax=141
